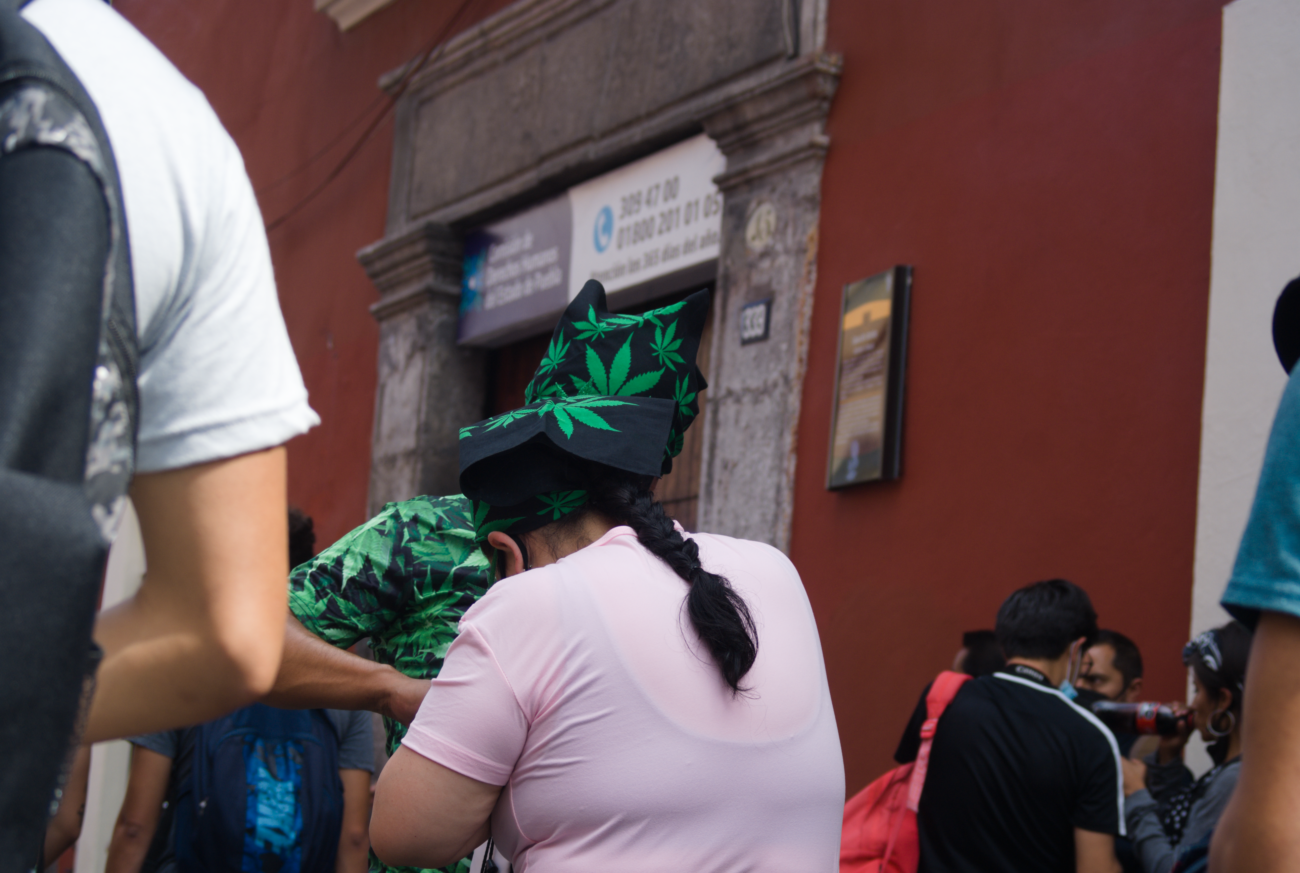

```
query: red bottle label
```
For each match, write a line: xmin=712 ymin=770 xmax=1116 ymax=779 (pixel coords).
xmin=1135 ymin=702 xmax=1158 ymax=734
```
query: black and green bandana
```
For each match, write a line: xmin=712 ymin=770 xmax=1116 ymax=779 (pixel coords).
xmin=459 ymin=280 xmax=709 ymax=543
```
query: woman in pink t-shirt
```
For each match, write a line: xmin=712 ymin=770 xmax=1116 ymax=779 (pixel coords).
xmin=370 ymin=283 xmax=844 ymax=872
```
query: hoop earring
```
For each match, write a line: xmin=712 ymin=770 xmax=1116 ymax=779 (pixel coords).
xmin=1207 ymin=709 xmax=1236 ymax=738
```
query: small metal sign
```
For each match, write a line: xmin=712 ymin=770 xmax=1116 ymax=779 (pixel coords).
xmin=739 ymin=298 xmax=772 ymax=344
xmin=827 ymin=266 xmax=911 ymax=488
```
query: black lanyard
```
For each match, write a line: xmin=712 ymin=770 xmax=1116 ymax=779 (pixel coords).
xmin=1003 ymin=664 xmax=1053 ymax=688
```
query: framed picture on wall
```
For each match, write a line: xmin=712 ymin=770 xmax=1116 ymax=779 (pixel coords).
xmin=826 ymin=265 xmax=912 ymax=489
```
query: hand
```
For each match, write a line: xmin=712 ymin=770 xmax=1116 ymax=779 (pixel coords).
xmin=381 ymin=672 xmax=431 ymax=725
xmin=1157 ymin=703 xmax=1194 ymax=764
xmin=1122 ymin=756 xmax=1148 ymax=797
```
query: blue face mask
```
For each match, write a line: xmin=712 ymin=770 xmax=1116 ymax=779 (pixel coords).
xmin=1058 ymin=680 xmax=1078 ymax=700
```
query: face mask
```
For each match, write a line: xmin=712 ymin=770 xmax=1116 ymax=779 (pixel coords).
xmin=1058 ymin=640 xmax=1082 ymax=699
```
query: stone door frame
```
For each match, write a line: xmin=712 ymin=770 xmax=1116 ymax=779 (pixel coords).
xmin=359 ymin=0 xmax=839 ymax=550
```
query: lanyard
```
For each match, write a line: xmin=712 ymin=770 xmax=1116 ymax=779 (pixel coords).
xmin=1004 ymin=663 xmax=1052 ymax=687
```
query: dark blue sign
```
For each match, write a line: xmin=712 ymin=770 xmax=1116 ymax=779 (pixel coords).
xmin=459 ymin=194 xmax=573 ymax=346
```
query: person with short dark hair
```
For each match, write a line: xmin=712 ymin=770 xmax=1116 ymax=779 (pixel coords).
xmin=1077 ymin=629 xmax=1146 ymax=758
xmin=1080 ymin=630 xmax=1145 ymax=702
xmin=897 ymin=579 xmax=1124 ymax=873
xmin=953 ymin=629 xmax=1005 ymax=677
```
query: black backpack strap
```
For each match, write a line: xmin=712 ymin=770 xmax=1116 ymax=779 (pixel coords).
xmin=0 ymin=5 xmax=137 ymax=868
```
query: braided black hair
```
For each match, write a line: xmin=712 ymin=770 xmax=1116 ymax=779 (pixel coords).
xmin=556 ymin=460 xmax=758 ymax=693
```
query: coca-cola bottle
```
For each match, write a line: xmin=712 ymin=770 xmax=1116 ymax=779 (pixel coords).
xmin=1090 ymin=701 xmax=1189 ymax=736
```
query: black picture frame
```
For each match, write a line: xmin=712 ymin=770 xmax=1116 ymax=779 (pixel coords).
xmin=826 ymin=265 xmax=911 ymax=488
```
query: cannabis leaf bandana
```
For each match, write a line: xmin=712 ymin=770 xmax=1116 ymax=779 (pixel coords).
xmin=459 ymin=280 xmax=709 ymax=543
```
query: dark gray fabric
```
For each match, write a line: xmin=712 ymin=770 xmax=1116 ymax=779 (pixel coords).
xmin=131 ymin=729 xmax=183 ymax=760
xmin=0 ymin=5 xmax=137 ymax=868
xmin=1124 ymin=758 xmax=1240 ymax=873
xmin=331 ymin=709 xmax=374 ymax=773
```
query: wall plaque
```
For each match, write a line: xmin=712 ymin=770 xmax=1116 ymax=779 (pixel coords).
xmin=739 ymin=298 xmax=772 ymax=344
xmin=827 ymin=266 xmax=911 ymax=488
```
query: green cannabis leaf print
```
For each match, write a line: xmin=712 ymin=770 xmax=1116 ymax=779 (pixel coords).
xmin=463 ymin=395 xmax=634 ymax=441
xmin=666 ymin=430 xmax=685 ymax=459
xmin=470 ymin=498 xmax=522 ymax=540
xmin=537 ymin=334 xmax=570 ymax=375
xmin=650 ymin=320 xmax=685 ymax=370
xmin=536 ymin=489 xmax=588 ymax=519
xmin=577 ymin=335 xmax=665 ymax=398
xmin=536 ymin=395 xmax=630 ymax=437
xmin=673 ymin=375 xmax=697 ymax=419
xmin=572 ymin=304 xmax=615 ymax=340
xmin=602 ymin=299 xmax=686 ymax=330
xmin=287 ymin=494 xmax=490 ymax=750
xmin=524 ymin=377 xmax=567 ymax=404
xmin=287 ymin=494 xmax=490 ymax=873
xmin=480 ymin=407 xmax=532 ymax=433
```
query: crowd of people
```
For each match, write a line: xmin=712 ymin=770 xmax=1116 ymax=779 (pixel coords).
xmin=11 ymin=1 xmax=1300 ymax=872
xmin=881 ymin=585 xmax=1250 ymax=873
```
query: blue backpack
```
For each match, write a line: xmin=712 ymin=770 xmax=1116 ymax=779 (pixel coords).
xmin=173 ymin=705 xmax=344 ymax=873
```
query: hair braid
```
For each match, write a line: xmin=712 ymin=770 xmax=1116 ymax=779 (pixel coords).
xmin=585 ymin=473 xmax=758 ymax=693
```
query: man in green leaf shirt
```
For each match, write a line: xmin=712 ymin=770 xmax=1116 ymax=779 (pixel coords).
xmin=265 ymin=493 xmax=493 ymax=873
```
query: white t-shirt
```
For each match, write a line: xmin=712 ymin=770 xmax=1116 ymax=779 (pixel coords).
xmin=403 ymin=527 xmax=846 ymax=871
xmin=24 ymin=0 xmax=318 ymax=472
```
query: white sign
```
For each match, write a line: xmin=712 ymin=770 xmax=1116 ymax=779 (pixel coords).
xmin=568 ymin=134 xmax=725 ymax=300
xmin=460 ymin=135 xmax=726 ymax=346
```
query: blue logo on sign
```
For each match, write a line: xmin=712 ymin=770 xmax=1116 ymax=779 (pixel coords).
xmin=593 ymin=206 xmax=614 ymax=253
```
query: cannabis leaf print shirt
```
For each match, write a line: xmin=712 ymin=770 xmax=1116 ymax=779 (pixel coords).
xmin=288 ymin=494 xmax=493 ymax=753
xmin=289 ymin=495 xmax=492 ymax=873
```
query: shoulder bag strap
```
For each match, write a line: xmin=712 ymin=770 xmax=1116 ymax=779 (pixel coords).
xmin=906 ymin=670 xmax=971 ymax=811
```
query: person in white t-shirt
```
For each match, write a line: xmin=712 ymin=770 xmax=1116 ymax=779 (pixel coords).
xmin=21 ymin=0 xmax=319 ymax=741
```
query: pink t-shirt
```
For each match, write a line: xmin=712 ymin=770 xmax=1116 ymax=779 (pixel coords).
xmin=402 ymin=526 xmax=844 ymax=872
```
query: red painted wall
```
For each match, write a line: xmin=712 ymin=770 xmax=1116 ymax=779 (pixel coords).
xmin=113 ymin=0 xmax=1231 ymax=798
xmin=801 ymin=0 xmax=1227 ymax=793
xmin=114 ymin=0 xmax=511 ymax=546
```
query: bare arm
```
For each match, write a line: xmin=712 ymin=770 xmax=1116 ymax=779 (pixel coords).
xmin=1210 ymin=611 xmax=1300 ymax=872
xmin=263 ymin=615 xmax=430 ymax=725
xmin=336 ymin=769 xmax=372 ymax=873
xmin=105 ymin=746 xmax=173 ymax=873
xmin=1075 ymin=828 xmax=1121 ymax=873
xmin=86 ymin=448 xmax=288 ymax=742
xmin=42 ymin=745 xmax=91 ymax=863
xmin=370 ymin=746 xmax=500 ymax=869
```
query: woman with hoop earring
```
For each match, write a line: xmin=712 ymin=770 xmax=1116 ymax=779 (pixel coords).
xmin=1119 ymin=621 xmax=1251 ymax=873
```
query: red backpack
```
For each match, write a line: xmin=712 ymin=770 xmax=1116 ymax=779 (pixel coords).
xmin=839 ymin=671 xmax=971 ymax=873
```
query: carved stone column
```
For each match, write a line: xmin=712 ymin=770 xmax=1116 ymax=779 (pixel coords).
xmin=698 ymin=52 xmax=841 ymax=551
xmin=358 ymin=224 xmax=485 ymax=514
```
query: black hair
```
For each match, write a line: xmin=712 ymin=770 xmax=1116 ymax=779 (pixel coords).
xmin=960 ymin=629 xmax=1005 ymax=677
xmin=1190 ymin=621 xmax=1252 ymax=717
xmin=995 ymin=578 xmax=1098 ymax=661
xmin=288 ymin=506 xmax=316 ymax=570
xmin=538 ymin=459 xmax=758 ymax=693
xmin=1094 ymin=629 xmax=1143 ymax=687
